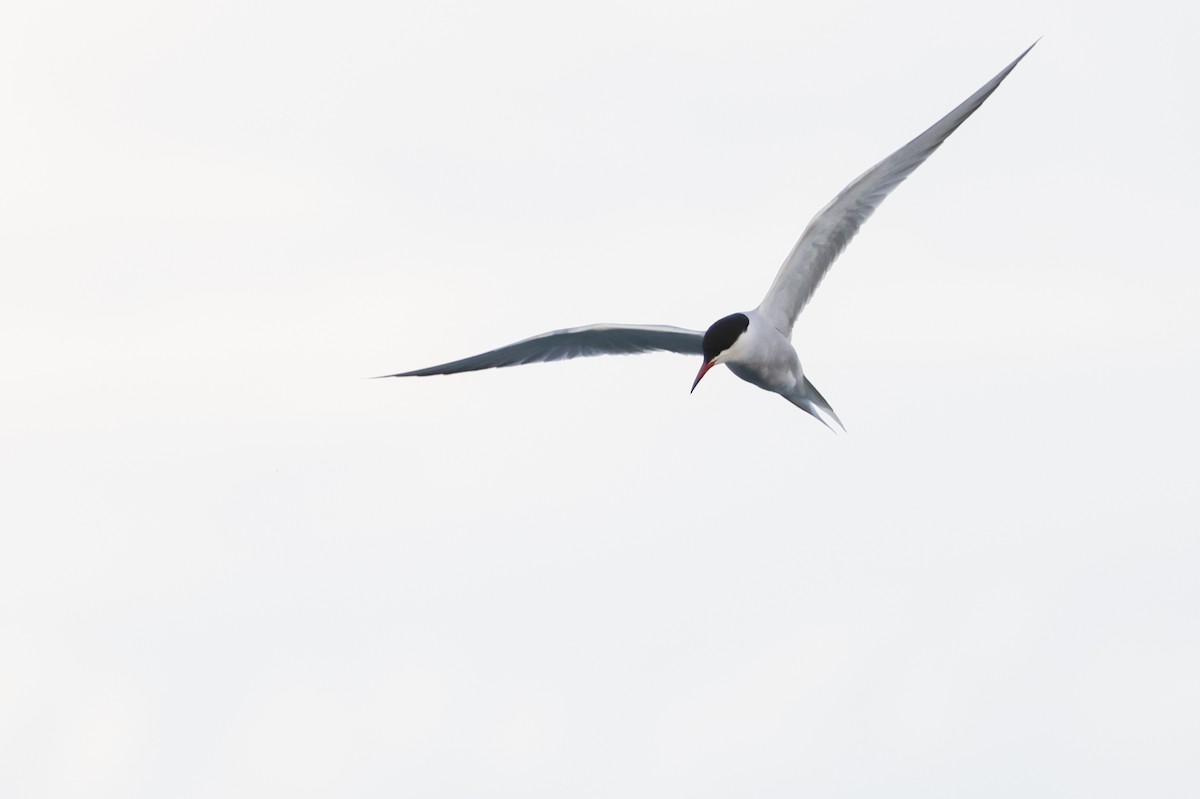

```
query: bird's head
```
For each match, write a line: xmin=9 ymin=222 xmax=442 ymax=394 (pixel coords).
xmin=691 ymin=312 xmax=750 ymax=393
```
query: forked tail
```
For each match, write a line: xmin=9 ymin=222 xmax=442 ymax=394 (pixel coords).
xmin=789 ymin=377 xmax=846 ymax=432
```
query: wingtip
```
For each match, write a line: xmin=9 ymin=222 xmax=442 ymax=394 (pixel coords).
xmin=1014 ymin=38 xmax=1041 ymax=63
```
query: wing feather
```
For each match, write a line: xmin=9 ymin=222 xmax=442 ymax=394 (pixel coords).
xmin=382 ymin=323 xmax=703 ymax=377
xmin=757 ymin=42 xmax=1036 ymax=336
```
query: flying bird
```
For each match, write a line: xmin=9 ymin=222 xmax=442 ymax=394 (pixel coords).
xmin=381 ymin=43 xmax=1035 ymax=430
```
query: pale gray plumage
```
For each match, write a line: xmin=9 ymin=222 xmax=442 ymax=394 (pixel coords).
xmin=383 ymin=43 xmax=1035 ymax=428
xmin=383 ymin=324 xmax=702 ymax=377
xmin=755 ymin=42 xmax=1037 ymax=337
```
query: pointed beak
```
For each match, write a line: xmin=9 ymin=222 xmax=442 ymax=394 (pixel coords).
xmin=691 ymin=360 xmax=715 ymax=393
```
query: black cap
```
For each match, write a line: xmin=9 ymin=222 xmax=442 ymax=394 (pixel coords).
xmin=701 ymin=313 xmax=749 ymax=361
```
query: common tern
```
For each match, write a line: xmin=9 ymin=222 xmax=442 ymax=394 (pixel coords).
xmin=382 ymin=43 xmax=1034 ymax=430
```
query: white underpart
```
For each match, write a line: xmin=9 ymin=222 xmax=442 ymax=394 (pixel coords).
xmin=719 ymin=310 xmax=802 ymax=395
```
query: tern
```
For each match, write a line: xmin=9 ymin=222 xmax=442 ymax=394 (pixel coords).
xmin=382 ymin=43 xmax=1034 ymax=430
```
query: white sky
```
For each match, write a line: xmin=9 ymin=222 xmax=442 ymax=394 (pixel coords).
xmin=3 ymin=1 xmax=1199 ymax=797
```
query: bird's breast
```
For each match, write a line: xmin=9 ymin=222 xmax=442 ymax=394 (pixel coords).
xmin=725 ymin=316 xmax=802 ymax=395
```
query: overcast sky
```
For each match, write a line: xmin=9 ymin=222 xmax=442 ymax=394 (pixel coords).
xmin=3 ymin=1 xmax=1199 ymax=797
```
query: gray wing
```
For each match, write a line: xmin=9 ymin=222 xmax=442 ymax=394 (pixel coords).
xmin=382 ymin=323 xmax=704 ymax=377
xmin=757 ymin=42 xmax=1036 ymax=337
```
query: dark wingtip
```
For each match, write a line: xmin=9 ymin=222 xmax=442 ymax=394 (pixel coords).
xmin=1014 ymin=39 xmax=1040 ymax=64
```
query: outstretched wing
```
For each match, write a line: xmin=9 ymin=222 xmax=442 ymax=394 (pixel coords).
xmin=382 ymin=323 xmax=704 ymax=377
xmin=757 ymin=42 xmax=1036 ymax=337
